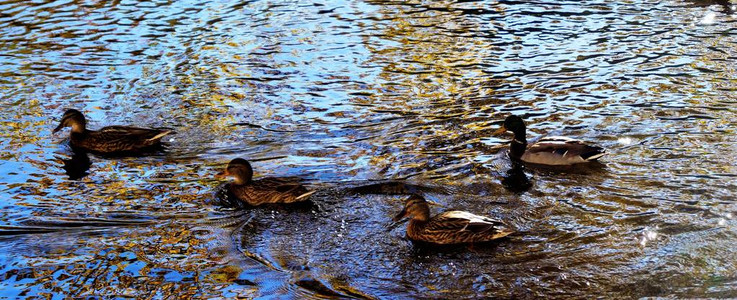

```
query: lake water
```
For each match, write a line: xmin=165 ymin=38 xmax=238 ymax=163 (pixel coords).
xmin=1 ymin=0 xmax=736 ymax=298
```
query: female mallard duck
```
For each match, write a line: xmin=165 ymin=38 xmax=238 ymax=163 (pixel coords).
xmin=493 ymin=115 xmax=606 ymax=166
xmin=215 ymin=158 xmax=315 ymax=206
xmin=53 ymin=109 xmax=172 ymax=154
xmin=393 ymin=194 xmax=514 ymax=244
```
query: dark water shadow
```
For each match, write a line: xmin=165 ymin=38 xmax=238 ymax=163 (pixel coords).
xmin=77 ymin=143 xmax=170 ymax=158
xmin=407 ymin=236 xmax=512 ymax=256
xmin=292 ymin=272 xmax=376 ymax=300
xmin=0 ymin=217 xmax=154 ymax=236
xmin=346 ymin=180 xmax=445 ymax=196
xmin=524 ymin=161 xmax=609 ymax=177
xmin=683 ymin=0 xmax=735 ymax=14
xmin=55 ymin=140 xmax=172 ymax=180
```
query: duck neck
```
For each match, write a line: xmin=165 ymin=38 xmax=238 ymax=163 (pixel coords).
xmin=232 ymin=177 xmax=251 ymax=185
xmin=70 ymin=122 xmax=86 ymax=134
xmin=509 ymin=130 xmax=527 ymax=160
xmin=407 ymin=218 xmax=427 ymax=238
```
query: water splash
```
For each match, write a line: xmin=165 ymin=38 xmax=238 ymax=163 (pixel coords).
xmin=640 ymin=227 xmax=659 ymax=247
xmin=700 ymin=11 xmax=717 ymax=24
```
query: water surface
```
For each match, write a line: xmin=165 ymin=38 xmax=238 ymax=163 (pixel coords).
xmin=1 ymin=0 xmax=736 ymax=298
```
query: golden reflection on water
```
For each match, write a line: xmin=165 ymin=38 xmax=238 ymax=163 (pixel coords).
xmin=1 ymin=220 xmax=261 ymax=298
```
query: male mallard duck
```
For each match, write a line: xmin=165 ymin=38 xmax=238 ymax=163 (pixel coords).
xmin=493 ymin=115 xmax=606 ymax=166
xmin=53 ymin=109 xmax=173 ymax=154
xmin=393 ymin=194 xmax=514 ymax=244
xmin=215 ymin=158 xmax=315 ymax=206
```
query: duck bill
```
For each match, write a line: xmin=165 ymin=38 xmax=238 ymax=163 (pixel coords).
xmin=52 ymin=124 xmax=64 ymax=133
xmin=214 ymin=170 xmax=230 ymax=179
xmin=392 ymin=208 xmax=408 ymax=222
xmin=492 ymin=125 xmax=507 ymax=136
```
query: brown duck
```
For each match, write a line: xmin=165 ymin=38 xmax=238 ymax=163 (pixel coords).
xmin=393 ymin=194 xmax=514 ymax=244
xmin=53 ymin=109 xmax=173 ymax=154
xmin=215 ymin=158 xmax=315 ymax=206
xmin=493 ymin=115 xmax=606 ymax=166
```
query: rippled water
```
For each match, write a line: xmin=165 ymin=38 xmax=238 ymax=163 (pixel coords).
xmin=1 ymin=0 xmax=736 ymax=298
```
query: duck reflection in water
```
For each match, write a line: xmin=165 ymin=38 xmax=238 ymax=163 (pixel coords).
xmin=501 ymin=162 xmax=532 ymax=194
xmin=59 ymin=150 xmax=92 ymax=180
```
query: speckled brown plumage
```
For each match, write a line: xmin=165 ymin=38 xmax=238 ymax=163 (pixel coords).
xmin=393 ymin=194 xmax=514 ymax=245
xmin=494 ymin=115 xmax=606 ymax=166
xmin=217 ymin=158 xmax=315 ymax=206
xmin=53 ymin=109 xmax=172 ymax=154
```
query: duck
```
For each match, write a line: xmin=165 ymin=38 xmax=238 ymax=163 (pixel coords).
xmin=393 ymin=194 xmax=514 ymax=244
xmin=53 ymin=109 xmax=173 ymax=154
xmin=493 ymin=115 xmax=606 ymax=166
xmin=215 ymin=158 xmax=316 ymax=206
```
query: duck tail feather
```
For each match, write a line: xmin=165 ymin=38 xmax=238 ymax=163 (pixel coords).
xmin=295 ymin=190 xmax=317 ymax=201
xmin=147 ymin=130 xmax=173 ymax=142
xmin=580 ymin=147 xmax=606 ymax=161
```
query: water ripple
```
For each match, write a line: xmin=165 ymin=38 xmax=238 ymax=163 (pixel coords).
xmin=0 ymin=0 xmax=735 ymax=298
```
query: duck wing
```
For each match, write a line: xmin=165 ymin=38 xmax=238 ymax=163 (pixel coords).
xmin=255 ymin=177 xmax=305 ymax=191
xmin=433 ymin=211 xmax=509 ymax=234
xmin=247 ymin=177 xmax=313 ymax=204
xmin=81 ymin=126 xmax=171 ymax=151
xmin=522 ymin=136 xmax=605 ymax=165
xmin=98 ymin=126 xmax=173 ymax=141
xmin=414 ymin=211 xmax=513 ymax=244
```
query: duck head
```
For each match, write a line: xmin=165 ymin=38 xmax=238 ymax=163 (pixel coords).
xmin=393 ymin=194 xmax=430 ymax=222
xmin=493 ymin=115 xmax=526 ymax=141
xmin=216 ymin=158 xmax=254 ymax=185
xmin=53 ymin=109 xmax=87 ymax=134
